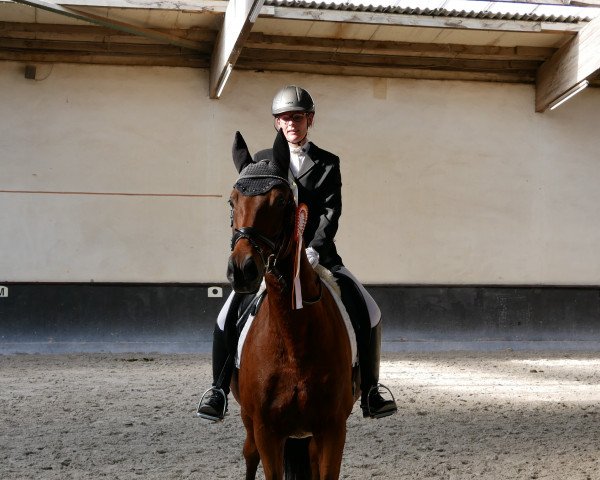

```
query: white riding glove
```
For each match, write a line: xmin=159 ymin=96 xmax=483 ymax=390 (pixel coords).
xmin=306 ymin=247 xmax=320 ymax=268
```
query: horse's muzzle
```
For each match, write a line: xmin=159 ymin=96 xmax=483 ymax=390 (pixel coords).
xmin=227 ymin=254 xmax=263 ymax=294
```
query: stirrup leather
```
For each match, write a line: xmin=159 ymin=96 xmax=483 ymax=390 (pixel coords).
xmin=196 ymin=387 xmax=228 ymax=422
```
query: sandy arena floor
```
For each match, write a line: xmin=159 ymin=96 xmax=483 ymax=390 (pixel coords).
xmin=1 ymin=351 xmax=599 ymax=479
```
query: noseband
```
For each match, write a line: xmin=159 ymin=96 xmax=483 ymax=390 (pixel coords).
xmin=231 ymin=226 xmax=284 ymax=269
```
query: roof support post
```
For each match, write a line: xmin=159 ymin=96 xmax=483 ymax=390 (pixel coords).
xmin=209 ymin=0 xmax=264 ymax=99
xmin=536 ymin=15 xmax=600 ymax=112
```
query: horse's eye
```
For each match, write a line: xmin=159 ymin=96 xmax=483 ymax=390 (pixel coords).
xmin=275 ymin=195 xmax=286 ymax=208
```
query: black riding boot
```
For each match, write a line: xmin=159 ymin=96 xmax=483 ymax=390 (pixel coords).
xmin=197 ymin=293 xmax=245 ymax=421
xmin=333 ymin=269 xmax=397 ymax=419
xmin=196 ymin=325 xmax=233 ymax=421
xmin=359 ymin=321 xmax=397 ymax=419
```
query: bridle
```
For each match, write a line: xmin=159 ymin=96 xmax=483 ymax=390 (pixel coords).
xmin=230 ymin=172 xmax=323 ymax=306
xmin=230 ymin=177 xmax=296 ymax=272
xmin=231 ymin=225 xmax=287 ymax=270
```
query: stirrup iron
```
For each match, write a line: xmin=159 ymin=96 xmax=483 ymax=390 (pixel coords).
xmin=196 ymin=387 xmax=228 ymax=422
xmin=363 ymin=383 xmax=397 ymax=419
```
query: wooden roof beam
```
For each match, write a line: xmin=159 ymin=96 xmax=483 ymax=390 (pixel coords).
xmin=8 ymin=0 xmax=203 ymax=50
xmin=209 ymin=0 xmax=264 ymax=99
xmin=536 ymin=14 xmax=600 ymax=112
xmin=246 ymin=32 xmax=556 ymax=61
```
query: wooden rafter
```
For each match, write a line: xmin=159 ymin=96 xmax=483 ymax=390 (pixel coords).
xmin=8 ymin=0 xmax=204 ymax=51
xmin=236 ymin=47 xmax=540 ymax=83
xmin=0 ymin=22 xmax=216 ymax=43
xmin=246 ymin=32 xmax=557 ymax=61
xmin=536 ymin=14 xmax=600 ymax=112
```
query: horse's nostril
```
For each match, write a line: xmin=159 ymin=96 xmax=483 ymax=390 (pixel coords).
xmin=227 ymin=254 xmax=262 ymax=293
xmin=242 ymin=256 xmax=258 ymax=282
xmin=226 ymin=258 xmax=236 ymax=284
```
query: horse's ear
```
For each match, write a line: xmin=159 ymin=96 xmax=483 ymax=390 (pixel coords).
xmin=232 ymin=131 xmax=253 ymax=173
xmin=272 ymin=129 xmax=290 ymax=175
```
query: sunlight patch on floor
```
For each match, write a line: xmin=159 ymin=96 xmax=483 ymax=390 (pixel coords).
xmin=379 ymin=357 xmax=600 ymax=403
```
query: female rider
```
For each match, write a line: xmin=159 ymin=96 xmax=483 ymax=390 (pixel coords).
xmin=197 ymin=85 xmax=397 ymax=421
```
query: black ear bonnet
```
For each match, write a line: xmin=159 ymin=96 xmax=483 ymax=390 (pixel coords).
xmin=234 ymin=159 xmax=290 ymax=196
xmin=233 ymin=130 xmax=291 ymax=196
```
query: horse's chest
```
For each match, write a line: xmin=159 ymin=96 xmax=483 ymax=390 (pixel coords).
xmin=268 ymin=372 xmax=325 ymax=416
xmin=264 ymin=380 xmax=315 ymax=430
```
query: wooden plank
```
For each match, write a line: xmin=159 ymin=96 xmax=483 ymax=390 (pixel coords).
xmin=235 ymin=59 xmax=536 ymax=83
xmin=246 ymin=32 xmax=556 ymax=61
xmin=208 ymin=0 xmax=264 ymax=98
xmin=8 ymin=0 xmax=205 ymax=50
xmin=0 ymin=37 xmax=212 ymax=55
xmin=0 ymin=22 xmax=217 ymax=43
xmin=239 ymin=47 xmax=541 ymax=73
xmin=0 ymin=22 xmax=216 ymax=49
xmin=0 ymin=50 xmax=209 ymax=67
xmin=536 ymin=14 xmax=600 ymax=111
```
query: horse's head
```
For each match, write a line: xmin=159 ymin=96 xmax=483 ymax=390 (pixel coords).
xmin=227 ymin=130 xmax=296 ymax=293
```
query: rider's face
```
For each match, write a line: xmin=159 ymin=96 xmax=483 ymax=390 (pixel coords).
xmin=275 ymin=111 xmax=313 ymax=145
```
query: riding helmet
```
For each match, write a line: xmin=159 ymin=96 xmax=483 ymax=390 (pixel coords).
xmin=271 ymin=85 xmax=315 ymax=116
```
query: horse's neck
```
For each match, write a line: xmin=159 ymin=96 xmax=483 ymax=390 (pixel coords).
xmin=263 ymin=248 xmax=322 ymax=358
xmin=266 ymin=245 xmax=321 ymax=303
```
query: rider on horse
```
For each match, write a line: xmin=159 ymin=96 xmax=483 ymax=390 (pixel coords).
xmin=198 ymin=85 xmax=397 ymax=421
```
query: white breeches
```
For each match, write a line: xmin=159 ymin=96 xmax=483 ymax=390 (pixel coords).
xmin=335 ymin=266 xmax=381 ymax=328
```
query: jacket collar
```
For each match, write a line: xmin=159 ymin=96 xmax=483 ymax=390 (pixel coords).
xmin=295 ymin=142 xmax=317 ymax=180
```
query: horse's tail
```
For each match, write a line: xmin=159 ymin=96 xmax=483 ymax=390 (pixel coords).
xmin=283 ymin=437 xmax=311 ymax=479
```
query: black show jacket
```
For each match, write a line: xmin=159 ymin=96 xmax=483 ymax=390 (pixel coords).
xmin=254 ymin=142 xmax=343 ymax=269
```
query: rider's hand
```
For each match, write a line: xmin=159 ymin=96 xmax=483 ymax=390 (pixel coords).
xmin=306 ymin=247 xmax=319 ymax=268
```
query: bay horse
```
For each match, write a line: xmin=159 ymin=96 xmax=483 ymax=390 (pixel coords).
xmin=227 ymin=130 xmax=358 ymax=479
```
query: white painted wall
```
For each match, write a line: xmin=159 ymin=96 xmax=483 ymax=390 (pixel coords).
xmin=1 ymin=61 xmax=599 ymax=284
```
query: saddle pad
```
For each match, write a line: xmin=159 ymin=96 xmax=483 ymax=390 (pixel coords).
xmin=235 ymin=268 xmax=358 ymax=368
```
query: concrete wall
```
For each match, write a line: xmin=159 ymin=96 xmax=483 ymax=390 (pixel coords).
xmin=1 ymin=61 xmax=600 ymax=285
xmin=2 ymin=283 xmax=599 ymax=354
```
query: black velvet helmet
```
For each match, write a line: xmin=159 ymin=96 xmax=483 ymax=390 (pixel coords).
xmin=271 ymin=85 xmax=315 ymax=116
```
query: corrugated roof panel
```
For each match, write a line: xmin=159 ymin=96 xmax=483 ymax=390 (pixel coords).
xmin=263 ymin=0 xmax=599 ymax=22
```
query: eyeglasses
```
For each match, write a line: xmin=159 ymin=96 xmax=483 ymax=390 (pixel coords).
xmin=276 ymin=113 xmax=307 ymax=123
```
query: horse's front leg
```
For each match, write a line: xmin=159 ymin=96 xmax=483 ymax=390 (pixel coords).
xmin=312 ymin=422 xmax=347 ymax=480
xmin=241 ymin=414 xmax=260 ymax=480
xmin=243 ymin=435 xmax=260 ymax=480
xmin=254 ymin=426 xmax=285 ymax=480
